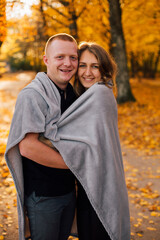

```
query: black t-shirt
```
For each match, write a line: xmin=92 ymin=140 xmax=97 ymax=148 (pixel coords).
xmin=23 ymin=79 xmax=77 ymax=197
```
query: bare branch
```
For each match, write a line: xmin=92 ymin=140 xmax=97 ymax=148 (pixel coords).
xmin=45 ymin=12 xmax=68 ymax=27
xmin=77 ymin=0 xmax=91 ymax=18
xmin=42 ymin=1 xmax=68 ymax=19
xmin=58 ymin=1 xmax=70 ymax=7
xmin=98 ymin=0 xmax=108 ymax=14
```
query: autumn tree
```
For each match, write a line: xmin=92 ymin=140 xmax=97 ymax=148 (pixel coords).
xmin=122 ymin=0 xmax=160 ymax=79
xmin=107 ymin=0 xmax=135 ymax=103
xmin=0 ymin=0 xmax=6 ymax=49
xmin=38 ymin=0 xmax=91 ymax=40
xmin=3 ymin=0 xmax=159 ymax=86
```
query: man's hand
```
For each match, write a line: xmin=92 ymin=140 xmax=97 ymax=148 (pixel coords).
xmin=19 ymin=133 xmax=68 ymax=169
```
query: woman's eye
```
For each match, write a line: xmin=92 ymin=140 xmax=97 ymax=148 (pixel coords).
xmin=79 ymin=64 xmax=86 ymax=68
xmin=92 ymin=65 xmax=99 ymax=69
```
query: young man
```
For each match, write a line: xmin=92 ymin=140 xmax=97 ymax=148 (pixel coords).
xmin=5 ymin=33 xmax=78 ymax=240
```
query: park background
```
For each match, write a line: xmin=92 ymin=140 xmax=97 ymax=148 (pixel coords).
xmin=0 ymin=0 xmax=160 ymax=239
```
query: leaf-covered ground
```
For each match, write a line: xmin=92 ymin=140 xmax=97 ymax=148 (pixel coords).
xmin=118 ymin=78 xmax=160 ymax=156
xmin=0 ymin=72 xmax=160 ymax=240
xmin=118 ymin=78 xmax=160 ymax=240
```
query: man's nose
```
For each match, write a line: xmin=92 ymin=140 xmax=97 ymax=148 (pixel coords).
xmin=63 ymin=57 xmax=71 ymax=66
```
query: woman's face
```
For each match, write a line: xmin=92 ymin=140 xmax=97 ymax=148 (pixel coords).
xmin=78 ymin=50 xmax=101 ymax=89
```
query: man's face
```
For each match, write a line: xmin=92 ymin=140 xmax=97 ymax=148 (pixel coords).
xmin=43 ymin=39 xmax=78 ymax=89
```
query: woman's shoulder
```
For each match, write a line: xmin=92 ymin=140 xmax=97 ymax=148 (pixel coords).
xmin=91 ymin=82 xmax=117 ymax=108
xmin=93 ymin=82 xmax=113 ymax=96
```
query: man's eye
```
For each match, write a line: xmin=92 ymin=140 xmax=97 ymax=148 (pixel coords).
xmin=56 ymin=56 xmax=63 ymax=59
xmin=71 ymin=56 xmax=78 ymax=61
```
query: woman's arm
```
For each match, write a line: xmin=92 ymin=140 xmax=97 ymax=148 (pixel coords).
xmin=19 ymin=133 xmax=68 ymax=169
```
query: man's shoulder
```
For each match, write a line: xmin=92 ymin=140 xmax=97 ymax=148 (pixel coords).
xmin=17 ymin=87 xmax=46 ymax=107
xmin=19 ymin=87 xmax=40 ymax=98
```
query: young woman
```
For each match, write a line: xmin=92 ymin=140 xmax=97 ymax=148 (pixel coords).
xmin=74 ymin=42 xmax=117 ymax=240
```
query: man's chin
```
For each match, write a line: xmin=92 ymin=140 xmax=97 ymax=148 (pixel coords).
xmin=61 ymin=76 xmax=73 ymax=83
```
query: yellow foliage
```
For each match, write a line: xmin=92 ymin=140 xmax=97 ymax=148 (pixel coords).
xmin=122 ymin=0 xmax=160 ymax=53
xmin=118 ymin=79 xmax=160 ymax=156
xmin=134 ymin=223 xmax=139 ymax=227
xmin=149 ymin=220 xmax=154 ymax=224
xmin=0 ymin=144 xmax=6 ymax=154
xmin=68 ymin=237 xmax=78 ymax=240
xmin=0 ymin=0 xmax=6 ymax=44
xmin=139 ymin=199 xmax=149 ymax=206
xmin=142 ymin=215 xmax=149 ymax=219
xmin=1 ymin=0 xmax=159 ymax=78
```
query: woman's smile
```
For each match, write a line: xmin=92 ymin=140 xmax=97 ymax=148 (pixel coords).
xmin=78 ymin=50 xmax=101 ymax=89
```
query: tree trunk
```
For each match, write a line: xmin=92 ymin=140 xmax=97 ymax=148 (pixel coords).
xmin=141 ymin=51 xmax=159 ymax=79
xmin=108 ymin=0 xmax=135 ymax=103
xmin=68 ymin=2 xmax=78 ymax=40
xmin=39 ymin=0 xmax=49 ymax=41
xmin=153 ymin=47 xmax=160 ymax=78
xmin=63 ymin=0 xmax=78 ymax=40
xmin=130 ymin=51 xmax=136 ymax=78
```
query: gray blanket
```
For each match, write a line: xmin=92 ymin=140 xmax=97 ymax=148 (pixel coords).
xmin=5 ymin=72 xmax=130 ymax=240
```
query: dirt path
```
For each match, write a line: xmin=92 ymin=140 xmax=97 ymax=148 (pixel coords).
xmin=0 ymin=72 xmax=160 ymax=240
xmin=0 ymin=72 xmax=36 ymax=240
xmin=123 ymin=146 xmax=160 ymax=240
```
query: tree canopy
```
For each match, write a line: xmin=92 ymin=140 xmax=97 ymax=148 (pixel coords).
xmin=0 ymin=0 xmax=159 ymax=100
xmin=0 ymin=0 xmax=6 ymax=48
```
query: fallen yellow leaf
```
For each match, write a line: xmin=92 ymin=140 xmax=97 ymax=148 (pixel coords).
xmin=137 ymin=233 xmax=143 ymax=237
xmin=151 ymin=212 xmax=159 ymax=217
xmin=147 ymin=227 xmax=156 ymax=231
xmin=134 ymin=224 xmax=139 ymax=227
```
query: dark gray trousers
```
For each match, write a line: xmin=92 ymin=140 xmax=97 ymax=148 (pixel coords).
xmin=24 ymin=190 xmax=76 ymax=240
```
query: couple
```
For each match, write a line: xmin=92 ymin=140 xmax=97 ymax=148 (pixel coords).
xmin=5 ymin=33 xmax=130 ymax=240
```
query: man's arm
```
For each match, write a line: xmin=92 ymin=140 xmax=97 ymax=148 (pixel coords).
xmin=19 ymin=133 xmax=68 ymax=169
